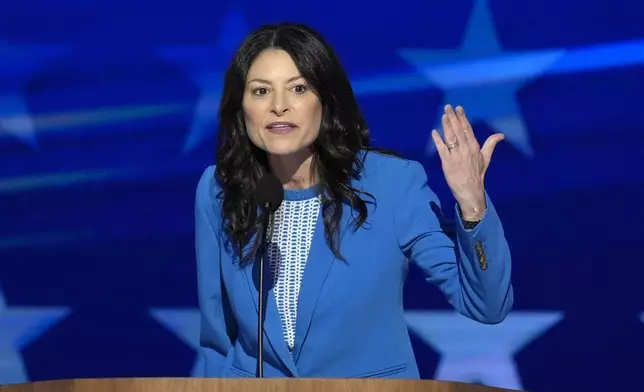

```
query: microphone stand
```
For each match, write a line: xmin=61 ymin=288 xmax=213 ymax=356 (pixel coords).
xmin=256 ymin=203 xmax=272 ymax=378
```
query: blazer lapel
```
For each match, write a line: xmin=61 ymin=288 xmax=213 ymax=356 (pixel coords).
xmin=292 ymin=201 xmax=353 ymax=363
xmin=241 ymin=237 xmax=298 ymax=376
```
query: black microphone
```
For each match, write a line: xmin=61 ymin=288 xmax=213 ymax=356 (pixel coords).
xmin=254 ymin=173 xmax=284 ymax=378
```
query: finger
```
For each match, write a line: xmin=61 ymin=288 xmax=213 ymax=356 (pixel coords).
xmin=480 ymin=133 xmax=505 ymax=168
xmin=445 ymin=105 xmax=465 ymax=146
xmin=441 ymin=113 xmax=457 ymax=147
xmin=455 ymin=106 xmax=479 ymax=148
xmin=431 ymin=129 xmax=449 ymax=158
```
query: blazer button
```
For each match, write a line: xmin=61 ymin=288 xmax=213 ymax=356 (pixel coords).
xmin=474 ymin=241 xmax=488 ymax=270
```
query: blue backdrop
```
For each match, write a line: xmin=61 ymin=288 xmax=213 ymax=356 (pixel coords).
xmin=1 ymin=0 xmax=644 ymax=391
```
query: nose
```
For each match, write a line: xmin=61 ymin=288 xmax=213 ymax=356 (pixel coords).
xmin=270 ymin=92 xmax=290 ymax=116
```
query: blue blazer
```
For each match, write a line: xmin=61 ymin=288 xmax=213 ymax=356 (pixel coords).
xmin=194 ymin=151 xmax=513 ymax=379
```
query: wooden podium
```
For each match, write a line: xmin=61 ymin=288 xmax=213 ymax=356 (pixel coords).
xmin=0 ymin=378 xmax=520 ymax=392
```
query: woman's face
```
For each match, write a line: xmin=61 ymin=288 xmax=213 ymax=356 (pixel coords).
xmin=242 ymin=49 xmax=323 ymax=157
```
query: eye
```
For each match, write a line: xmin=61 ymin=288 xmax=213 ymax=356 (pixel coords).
xmin=252 ymin=87 xmax=269 ymax=96
xmin=291 ymin=84 xmax=308 ymax=94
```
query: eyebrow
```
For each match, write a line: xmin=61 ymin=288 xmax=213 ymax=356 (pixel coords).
xmin=247 ymin=75 xmax=303 ymax=85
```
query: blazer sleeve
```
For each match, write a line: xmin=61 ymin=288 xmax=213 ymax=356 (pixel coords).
xmin=394 ymin=160 xmax=514 ymax=324
xmin=195 ymin=166 xmax=237 ymax=376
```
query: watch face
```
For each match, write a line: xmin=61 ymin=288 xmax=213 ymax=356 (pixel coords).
xmin=464 ymin=220 xmax=480 ymax=229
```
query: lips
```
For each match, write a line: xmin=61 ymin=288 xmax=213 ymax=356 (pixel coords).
xmin=267 ymin=122 xmax=297 ymax=129
xmin=266 ymin=122 xmax=297 ymax=134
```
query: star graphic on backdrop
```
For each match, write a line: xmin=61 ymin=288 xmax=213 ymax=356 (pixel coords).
xmin=638 ymin=312 xmax=644 ymax=325
xmin=156 ymin=10 xmax=249 ymax=153
xmin=405 ymin=310 xmax=564 ymax=390
xmin=398 ymin=0 xmax=565 ymax=157
xmin=149 ymin=308 xmax=202 ymax=377
xmin=0 ymin=41 xmax=69 ymax=148
xmin=0 ymin=286 xmax=70 ymax=384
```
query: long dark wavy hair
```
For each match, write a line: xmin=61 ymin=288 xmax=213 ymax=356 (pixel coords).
xmin=215 ymin=22 xmax=398 ymax=264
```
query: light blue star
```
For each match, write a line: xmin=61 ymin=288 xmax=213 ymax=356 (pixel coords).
xmin=405 ymin=310 xmax=563 ymax=390
xmin=157 ymin=10 xmax=249 ymax=153
xmin=0 ymin=286 xmax=70 ymax=384
xmin=398 ymin=0 xmax=565 ymax=157
xmin=0 ymin=41 xmax=70 ymax=148
xmin=149 ymin=308 xmax=202 ymax=377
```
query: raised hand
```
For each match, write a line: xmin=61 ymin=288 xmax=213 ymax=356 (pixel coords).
xmin=430 ymin=104 xmax=504 ymax=221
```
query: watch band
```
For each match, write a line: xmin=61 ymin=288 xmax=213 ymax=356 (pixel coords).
xmin=458 ymin=207 xmax=483 ymax=230
xmin=462 ymin=219 xmax=481 ymax=230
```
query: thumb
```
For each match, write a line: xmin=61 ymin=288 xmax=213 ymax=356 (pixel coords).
xmin=480 ymin=133 xmax=504 ymax=168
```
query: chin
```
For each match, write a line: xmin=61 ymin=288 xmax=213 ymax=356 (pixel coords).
xmin=265 ymin=145 xmax=303 ymax=156
xmin=263 ymin=141 xmax=311 ymax=157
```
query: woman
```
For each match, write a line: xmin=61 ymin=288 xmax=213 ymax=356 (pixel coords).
xmin=194 ymin=22 xmax=513 ymax=379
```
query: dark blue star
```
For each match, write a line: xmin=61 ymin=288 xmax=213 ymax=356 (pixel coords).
xmin=0 ymin=41 xmax=70 ymax=148
xmin=398 ymin=0 xmax=564 ymax=157
xmin=149 ymin=308 xmax=201 ymax=376
xmin=156 ymin=10 xmax=249 ymax=153
xmin=0 ymin=285 xmax=70 ymax=384
xmin=405 ymin=310 xmax=563 ymax=390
